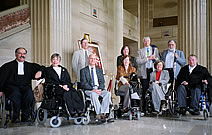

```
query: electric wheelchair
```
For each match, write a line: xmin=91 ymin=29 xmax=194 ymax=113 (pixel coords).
xmin=36 ymin=83 xmax=90 ymax=128
xmin=0 ymin=93 xmax=36 ymax=128
xmin=114 ymin=73 xmax=142 ymax=120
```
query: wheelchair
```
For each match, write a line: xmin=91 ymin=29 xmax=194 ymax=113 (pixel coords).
xmin=177 ymin=83 xmax=210 ymax=120
xmin=0 ymin=93 xmax=36 ymax=128
xmin=36 ymin=83 xmax=90 ymax=128
xmin=114 ymin=73 xmax=142 ymax=120
xmin=78 ymin=88 xmax=115 ymax=124
xmin=145 ymin=82 xmax=178 ymax=117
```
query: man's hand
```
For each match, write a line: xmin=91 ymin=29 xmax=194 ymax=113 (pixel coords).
xmin=183 ymin=81 xmax=188 ymax=85
xmin=60 ymin=85 xmax=69 ymax=91
xmin=148 ymin=55 xmax=155 ymax=60
xmin=155 ymin=81 xmax=160 ymax=84
xmin=35 ymin=71 xmax=42 ymax=79
xmin=92 ymin=89 xmax=102 ymax=95
xmin=0 ymin=92 xmax=3 ymax=97
xmin=202 ymin=80 xmax=208 ymax=85
xmin=174 ymin=53 xmax=178 ymax=59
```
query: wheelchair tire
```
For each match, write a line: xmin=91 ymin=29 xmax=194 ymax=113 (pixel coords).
xmin=37 ymin=108 xmax=48 ymax=124
xmin=168 ymin=89 xmax=177 ymax=115
xmin=50 ymin=116 xmax=62 ymax=128
xmin=82 ymin=116 xmax=90 ymax=125
xmin=74 ymin=118 xmax=82 ymax=125
xmin=203 ymin=109 xmax=208 ymax=120
xmin=0 ymin=95 xmax=6 ymax=128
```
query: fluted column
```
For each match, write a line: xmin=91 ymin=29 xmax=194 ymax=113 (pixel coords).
xmin=207 ymin=0 xmax=212 ymax=72
xmin=178 ymin=0 xmax=207 ymax=67
xmin=50 ymin=0 xmax=72 ymax=69
xmin=31 ymin=0 xmax=72 ymax=71
xmin=113 ymin=0 xmax=123 ymax=71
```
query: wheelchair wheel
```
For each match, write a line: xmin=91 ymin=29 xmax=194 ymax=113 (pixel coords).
xmin=0 ymin=95 xmax=6 ymax=128
xmin=50 ymin=116 xmax=62 ymax=128
xmin=203 ymin=109 xmax=208 ymax=120
xmin=82 ymin=116 xmax=90 ymax=125
xmin=37 ymin=108 xmax=48 ymax=124
xmin=74 ymin=118 xmax=82 ymax=125
xmin=168 ymin=89 xmax=177 ymax=115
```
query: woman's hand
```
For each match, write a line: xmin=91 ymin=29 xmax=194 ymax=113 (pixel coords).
xmin=60 ymin=85 xmax=69 ymax=91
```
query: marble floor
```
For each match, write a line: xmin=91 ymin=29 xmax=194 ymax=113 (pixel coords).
xmin=1 ymin=114 xmax=212 ymax=135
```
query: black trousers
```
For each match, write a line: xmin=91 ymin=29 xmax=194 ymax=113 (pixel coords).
xmin=140 ymin=68 xmax=153 ymax=112
xmin=5 ymin=85 xmax=33 ymax=121
xmin=63 ymin=88 xmax=84 ymax=114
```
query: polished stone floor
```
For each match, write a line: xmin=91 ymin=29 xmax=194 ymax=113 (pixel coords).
xmin=1 ymin=114 xmax=212 ymax=135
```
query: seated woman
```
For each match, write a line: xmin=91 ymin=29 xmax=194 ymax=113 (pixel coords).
xmin=149 ymin=60 xmax=169 ymax=112
xmin=36 ymin=53 xmax=84 ymax=117
xmin=117 ymin=45 xmax=137 ymax=70
xmin=116 ymin=55 xmax=136 ymax=111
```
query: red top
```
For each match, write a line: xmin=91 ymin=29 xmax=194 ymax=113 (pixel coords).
xmin=156 ymin=70 xmax=162 ymax=81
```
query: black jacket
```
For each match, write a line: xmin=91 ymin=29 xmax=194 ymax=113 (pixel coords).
xmin=176 ymin=65 xmax=211 ymax=89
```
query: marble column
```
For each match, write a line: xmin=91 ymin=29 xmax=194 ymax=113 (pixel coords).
xmin=113 ymin=0 xmax=123 ymax=70
xmin=178 ymin=0 xmax=207 ymax=67
xmin=207 ymin=0 xmax=212 ymax=72
xmin=31 ymin=0 xmax=72 ymax=71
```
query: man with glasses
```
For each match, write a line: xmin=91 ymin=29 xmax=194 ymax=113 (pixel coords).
xmin=0 ymin=47 xmax=43 ymax=123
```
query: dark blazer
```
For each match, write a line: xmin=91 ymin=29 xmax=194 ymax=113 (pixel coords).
xmin=176 ymin=65 xmax=211 ymax=89
xmin=161 ymin=49 xmax=186 ymax=78
xmin=80 ymin=66 xmax=105 ymax=91
xmin=0 ymin=59 xmax=42 ymax=92
xmin=42 ymin=65 xmax=72 ymax=88
xmin=117 ymin=55 xmax=137 ymax=70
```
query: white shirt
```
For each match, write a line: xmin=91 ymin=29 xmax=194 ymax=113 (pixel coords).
xmin=165 ymin=49 xmax=175 ymax=68
xmin=189 ymin=65 xmax=196 ymax=74
xmin=17 ymin=61 xmax=24 ymax=75
xmin=53 ymin=67 xmax=62 ymax=79
xmin=89 ymin=66 xmax=99 ymax=87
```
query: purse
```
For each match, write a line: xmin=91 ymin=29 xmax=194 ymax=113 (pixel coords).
xmin=33 ymin=79 xmax=45 ymax=102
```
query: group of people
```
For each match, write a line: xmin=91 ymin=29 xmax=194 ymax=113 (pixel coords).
xmin=0 ymin=36 xmax=211 ymax=125
xmin=116 ymin=36 xmax=212 ymax=116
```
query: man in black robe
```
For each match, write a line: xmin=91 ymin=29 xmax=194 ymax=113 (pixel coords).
xmin=176 ymin=54 xmax=211 ymax=115
xmin=0 ymin=47 xmax=42 ymax=123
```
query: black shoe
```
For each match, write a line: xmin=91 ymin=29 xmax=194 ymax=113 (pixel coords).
xmin=179 ymin=107 xmax=187 ymax=115
xmin=189 ymin=108 xmax=200 ymax=115
xmin=12 ymin=119 xmax=21 ymax=124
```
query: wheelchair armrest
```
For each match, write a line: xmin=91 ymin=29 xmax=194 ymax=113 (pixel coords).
xmin=114 ymin=80 xmax=119 ymax=95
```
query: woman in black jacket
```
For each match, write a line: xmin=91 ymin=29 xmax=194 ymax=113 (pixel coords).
xmin=36 ymin=53 xmax=84 ymax=117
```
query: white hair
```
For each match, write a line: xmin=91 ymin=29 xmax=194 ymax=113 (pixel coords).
xmin=143 ymin=36 xmax=151 ymax=42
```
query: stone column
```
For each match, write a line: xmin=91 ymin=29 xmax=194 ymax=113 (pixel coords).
xmin=207 ymin=0 xmax=212 ymax=72
xmin=31 ymin=0 xmax=72 ymax=71
xmin=113 ymin=0 xmax=123 ymax=70
xmin=178 ymin=0 xmax=207 ymax=67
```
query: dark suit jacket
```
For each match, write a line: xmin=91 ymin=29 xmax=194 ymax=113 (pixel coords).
xmin=176 ymin=65 xmax=211 ymax=89
xmin=0 ymin=59 xmax=42 ymax=93
xmin=80 ymin=66 xmax=105 ymax=91
xmin=117 ymin=55 xmax=137 ymax=70
xmin=42 ymin=65 xmax=72 ymax=88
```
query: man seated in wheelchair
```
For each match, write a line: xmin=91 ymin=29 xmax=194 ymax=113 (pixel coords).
xmin=0 ymin=47 xmax=43 ymax=123
xmin=35 ymin=53 xmax=84 ymax=117
xmin=116 ymin=55 xmax=140 ymax=112
xmin=176 ymin=54 xmax=211 ymax=115
xmin=80 ymin=54 xmax=111 ymax=122
xmin=146 ymin=60 xmax=170 ymax=113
